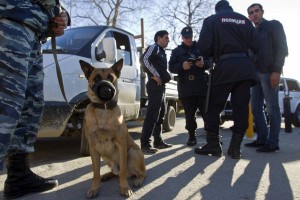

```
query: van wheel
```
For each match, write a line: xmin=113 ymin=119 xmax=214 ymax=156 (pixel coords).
xmin=292 ymin=105 xmax=300 ymax=127
xmin=80 ymin=121 xmax=90 ymax=156
xmin=163 ymin=105 xmax=176 ymax=132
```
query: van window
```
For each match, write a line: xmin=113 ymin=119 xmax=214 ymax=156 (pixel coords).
xmin=287 ymin=80 xmax=300 ymax=92
xmin=43 ymin=26 xmax=104 ymax=58
xmin=113 ymin=31 xmax=132 ymax=66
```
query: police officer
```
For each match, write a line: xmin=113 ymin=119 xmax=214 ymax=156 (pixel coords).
xmin=0 ymin=1 xmax=70 ymax=198
xmin=169 ymin=27 xmax=209 ymax=146
xmin=194 ymin=0 xmax=260 ymax=159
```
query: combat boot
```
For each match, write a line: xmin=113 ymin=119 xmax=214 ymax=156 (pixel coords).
xmin=194 ymin=132 xmax=222 ymax=157
xmin=228 ymin=133 xmax=245 ymax=159
xmin=187 ymin=131 xmax=197 ymax=146
xmin=4 ymin=153 xmax=58 ymax=199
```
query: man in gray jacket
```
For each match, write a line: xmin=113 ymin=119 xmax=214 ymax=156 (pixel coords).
xmin=245 ymin=3 xmax=288 ymax=152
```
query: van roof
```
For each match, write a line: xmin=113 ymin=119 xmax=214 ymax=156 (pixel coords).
xmin=67 ymin=26 xmax=134 ymax=37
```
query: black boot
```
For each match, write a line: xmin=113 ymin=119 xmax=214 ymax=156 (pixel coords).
xmin=187 ymin=131 xmax=197 ymax=146
xmin=227 ymin=133 xmax=244 ymax=159
xmin=194 ymin=132 xmax=222 ymax=157
xmin=4 ymin=153 xmax=58 ymax=199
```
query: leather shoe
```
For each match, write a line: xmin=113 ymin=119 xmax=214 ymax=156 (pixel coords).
xmin=141 ymin=146 xmax=158 ymax=154
xmin=154 ymin=141 xmax=172 ymax=149
xmin=256 ymin=144 xmax=280 ymax=152
xmin=244 ymin=140 xmax=265 ymax=148
xmin=187 ymin=138 xmax=197 ymax=146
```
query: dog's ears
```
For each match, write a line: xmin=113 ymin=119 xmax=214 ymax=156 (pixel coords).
xmin=111 ymin=59 xmax=123 ymax=78
xmin=79 ymin=60 xmax=95 ymax=80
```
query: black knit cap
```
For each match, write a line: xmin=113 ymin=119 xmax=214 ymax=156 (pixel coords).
xmin=215 ymin=0 xmax=230 ymax=12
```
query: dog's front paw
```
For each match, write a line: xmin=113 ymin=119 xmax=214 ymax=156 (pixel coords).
xmin=86 ymin=188 xmax=99 ymax=199
xmin=120 ymin=187 xmax=133 ymax=197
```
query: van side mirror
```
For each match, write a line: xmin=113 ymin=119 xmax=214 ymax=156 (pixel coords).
xmin=279 ymin=84 xmax=284 ymax=91
xmin=95 ymin=48 xmax=106 ymax=61
xmin=279 ymin=83 xmax=284 ymax=91
xmin=95 ymin=37 xmax=117 ymax=63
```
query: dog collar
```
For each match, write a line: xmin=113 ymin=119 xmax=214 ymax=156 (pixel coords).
xmin=91 ymin=100 xmax=117 ymax=110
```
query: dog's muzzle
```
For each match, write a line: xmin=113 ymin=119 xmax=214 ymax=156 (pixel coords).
xmin=92 ymin=80 xmax=116 ymax=101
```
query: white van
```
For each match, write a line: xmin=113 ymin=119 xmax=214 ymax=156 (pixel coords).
xmin=40 ymin=26 xmax=178 ymax=155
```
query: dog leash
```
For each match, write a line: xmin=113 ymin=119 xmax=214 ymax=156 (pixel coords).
xmin=51 ymin=37 xmax=84 ymax=113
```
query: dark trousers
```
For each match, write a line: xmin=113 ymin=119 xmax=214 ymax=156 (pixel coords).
xmin=181 ymin=96 xmax=206 ymax=133
xmin=206 ymin=80 xmax=252 ymax=136
xmin=140 ymin=80 xmax=166 ymax=147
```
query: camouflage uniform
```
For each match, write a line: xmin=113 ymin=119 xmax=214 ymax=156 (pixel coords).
xmin=0 ymin=0 xmax=59 ymax=170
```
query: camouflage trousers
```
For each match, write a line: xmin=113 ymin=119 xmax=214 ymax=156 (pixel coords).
xmin=0 ymin=19 xmax=44 ymax=170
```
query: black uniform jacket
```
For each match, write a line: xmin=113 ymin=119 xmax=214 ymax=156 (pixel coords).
xmin=255 ymin=19 xmax=288 ymax=73
xmin=169 ymin=42 xmax=209 ymax=99
xmin=198 ymin=7 xmax=261 ymax=86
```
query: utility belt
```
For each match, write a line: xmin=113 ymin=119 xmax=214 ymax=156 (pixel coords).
xmin=217 ymin=52 xmax=248 ymax=62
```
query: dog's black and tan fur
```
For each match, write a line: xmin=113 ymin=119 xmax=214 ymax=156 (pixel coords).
xmin=79 ymin=59 xmax=146 ymax=198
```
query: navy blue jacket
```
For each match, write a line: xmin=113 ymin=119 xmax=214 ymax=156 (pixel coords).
xmin=197 ymin=7 xmax=261 ymax=85
xmin=169 ymin=42 xmax=209 ymax=99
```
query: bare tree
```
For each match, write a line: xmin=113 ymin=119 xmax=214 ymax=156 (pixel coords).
xmin=153 ymin=0 xmax=217 ymax=45
xmin=65 ymin=0 xmax=151 ymax=27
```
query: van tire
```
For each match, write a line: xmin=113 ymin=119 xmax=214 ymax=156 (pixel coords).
xmin=80 ymin=122 xmax=90 ymax=156
xmin=163 ymin=105 xmax=176 ymax=132
xmin=292 ymin=105 xmax=300 ymax=127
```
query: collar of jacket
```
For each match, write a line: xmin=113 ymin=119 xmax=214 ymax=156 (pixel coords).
xmin=256 ymin=18 xmax=268 ymax=29
xmin=216 ymin=6 xmax=233 ymax=14
xmin=155 ymin=43 xmax=166 ymax=51
xmin=180 ymin=41 xmax=197 ymax=50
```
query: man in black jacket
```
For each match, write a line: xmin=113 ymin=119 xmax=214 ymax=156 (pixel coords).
xmin=140 ymin=30 xmax=172 ymax=154
xmin=194 ymin=0 xmax=261 ymax=159
xmin=244 ymin=3 xmax=288 ymax=152
xmin=169 ymin=27 xmax=209 ymax=146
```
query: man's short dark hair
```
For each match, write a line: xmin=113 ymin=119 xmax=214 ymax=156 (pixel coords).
xmin=154 ymin=30 xmax=168 ymax=43
xmin=247 ymin=3 xmax=263 ymax=14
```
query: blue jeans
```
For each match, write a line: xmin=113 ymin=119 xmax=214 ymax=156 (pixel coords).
xmin=251 ymin=72 xmax=281 ymax=147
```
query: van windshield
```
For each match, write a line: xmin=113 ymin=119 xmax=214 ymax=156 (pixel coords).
xmin=42 ymin=26 xmax=105 ymax=58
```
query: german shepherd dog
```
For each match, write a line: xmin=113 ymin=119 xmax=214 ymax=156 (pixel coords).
xmin=79 ymin=59 xmax=146 ymax=198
